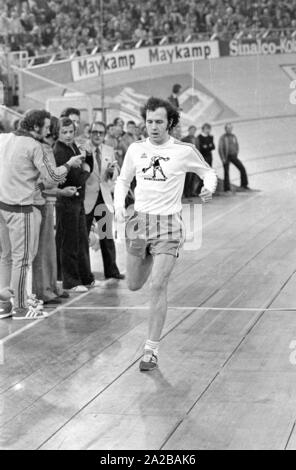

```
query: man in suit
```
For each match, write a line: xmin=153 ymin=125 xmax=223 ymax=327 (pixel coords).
xmin=167 ymin=84 xmax=182 ymax=111
xmin=84 ymin=121 xmax=124 ymax=280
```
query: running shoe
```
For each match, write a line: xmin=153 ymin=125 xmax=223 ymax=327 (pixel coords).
xmin=69 ymin=285 xmax=88 ymax=293
xmin=0 ymin=300 xmax=13 ymax=319
xmin=59 ymin=291 xmax=70 ymax=299
xmin=13 ymin=306 xmax=49 ymax=320
xmin=105 ymin=273 xmax=125 ymax=280
xmin=139 ymin=349 xmax=158 ymax=372
xmin=87 ymin=280 xmax=104 ymax=288
xmin=27 ymin=294 xmax=44 ymax=310
xmin=43 ymin=297 xmax=62 ymax=305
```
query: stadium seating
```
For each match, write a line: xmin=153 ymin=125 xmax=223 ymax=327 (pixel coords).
xmin=0 ymin=0 xmax=296 ymax=57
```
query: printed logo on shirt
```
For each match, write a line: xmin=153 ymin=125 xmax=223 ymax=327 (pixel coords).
xmin=142 ymin=155 xmax=170 ymax=181
xmin=140 ymin=153 xmax=148 ymax=159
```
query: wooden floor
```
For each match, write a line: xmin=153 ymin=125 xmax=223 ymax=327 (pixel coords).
xmin=1 ymin=117 xmax=296 ymax=450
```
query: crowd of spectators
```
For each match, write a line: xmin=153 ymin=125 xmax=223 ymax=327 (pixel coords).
xmin=0 ymin=0 xmax=296 ymax=59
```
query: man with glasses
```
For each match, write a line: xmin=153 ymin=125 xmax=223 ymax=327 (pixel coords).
xmin=85 ymin=121 xmax=125 ymax=281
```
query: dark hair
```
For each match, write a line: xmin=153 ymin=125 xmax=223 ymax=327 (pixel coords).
xmin=172 ymin=83 xmax=182 ymax=94
xmin=49 ymin=116 xmax=60 ymax=141
xmin=127 ymin=120 xmax=136 ymax=126
xmin=106 ymin=123 xmax=115 ymax=131
xmin=202 ymin=123 xmax=211 ymax=131
xmin=113 ymin=117 xmax=124 ymax=126
xmin=188 ymin=125 xmax=197 ymax=132
xmin=59 ymin=117 xmax=75 ymax=129
xmin=141 ymin=97 xmax=180 ymax=131
xmin=90 ymin=121 xmax=106 ymax=133
xmin=13 ymin=119 xmax=20 ymax=130
xmin=60 ymin=107 xmax=81 ymax=118
xmin=20 ymin=109 xmax=51 ymax=132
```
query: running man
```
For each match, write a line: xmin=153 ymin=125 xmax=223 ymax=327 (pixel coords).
xmin=114 ymin=97 xmax=217 ymax=372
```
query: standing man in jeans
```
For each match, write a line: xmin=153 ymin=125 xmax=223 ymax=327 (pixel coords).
xmin=218 ymin=123 xmax=250 ymax=193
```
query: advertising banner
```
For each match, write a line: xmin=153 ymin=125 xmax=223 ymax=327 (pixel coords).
xmin=220 ymin=38 xmax=296 ymax=57
xmin=71 ymin=40 xmax=220 ymax=82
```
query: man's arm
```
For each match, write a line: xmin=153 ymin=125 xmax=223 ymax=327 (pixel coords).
xmin=186 ymin=146 xmax=217 ymax=195
xmin=209 ymin=136 xmax=215 ymax=151
xmin=105 ymin=146 xmax=120 ymax=182
xmin=114 ymin=144 xmax=136 ymax=219
xmin=218 ymin=136 xmax=226 ymax=163
xmin=33 ymin=142 xmax=82 ymax=183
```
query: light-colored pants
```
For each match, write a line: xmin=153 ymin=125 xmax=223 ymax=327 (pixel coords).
xmin=27 ymin=207 xmax=42 ymax=296
xmin=32 ymin=201 xmax=61 ymax=301
xmin=0 ymin=209 xmax=34 ymax=309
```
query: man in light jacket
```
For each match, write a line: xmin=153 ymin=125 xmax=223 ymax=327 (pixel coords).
xmin=218 ymin=123 xmax=250 ymax=192
xmin=84 ymin=121 xmax=124 ymax=281
xmin=0 ymin=109 xmax=83 ymax=320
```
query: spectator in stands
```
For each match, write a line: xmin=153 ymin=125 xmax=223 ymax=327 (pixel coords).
xmin=167 ymin=84 xmax=182 ymax=110
xmin=8 ymin=8 xmax=23 ymax=35
xmin=54 ymin=117 xmax=96 ymax=292
xmin=196 ymin=123 xmax=215 ymax=167
xmin=218 ymin=123 xmax=250 ymax=193
xmin=84 ymin=120 xmax=124 ymax=281
xmin=2 ymin=0 xmax=296 ymax=56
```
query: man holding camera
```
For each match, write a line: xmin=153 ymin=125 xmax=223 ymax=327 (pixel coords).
xmin=84 ymin=121 xmax=124 ymax=281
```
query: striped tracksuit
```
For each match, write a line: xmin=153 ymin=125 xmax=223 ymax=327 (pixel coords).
xmin=0 ymin=131 xmax=69 ymax=309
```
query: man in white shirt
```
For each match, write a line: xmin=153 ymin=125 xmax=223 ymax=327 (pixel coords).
xmin=114 ymin=97 xmax=217 ymax=372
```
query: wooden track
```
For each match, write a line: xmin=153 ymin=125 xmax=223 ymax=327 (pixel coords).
xmin=1 ymin=118 xmax=296 ymax=449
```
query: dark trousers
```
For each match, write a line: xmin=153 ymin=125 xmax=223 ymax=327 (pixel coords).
xmin=223 ymin=155 xmax=248 ymax=191
xmin=85 ymin=191 xmax=120 ymax=279
xmin=203 ymin=154 xmax=213 ymax=167
xmin=184 ymin=173 xmax=203 ymax=197
xmin=56 ymin=198 xmax=94 ymax=289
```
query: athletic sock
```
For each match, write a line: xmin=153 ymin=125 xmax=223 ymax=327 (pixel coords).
xmin=144 ymin=339 xmax=160 ymax=358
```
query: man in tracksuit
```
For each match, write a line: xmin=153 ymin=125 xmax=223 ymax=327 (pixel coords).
xmin=0 ymin=110 xmax=83 ymax=320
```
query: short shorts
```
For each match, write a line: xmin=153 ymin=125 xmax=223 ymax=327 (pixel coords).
xmin=125 ymin=211 xmax=185 ymax=258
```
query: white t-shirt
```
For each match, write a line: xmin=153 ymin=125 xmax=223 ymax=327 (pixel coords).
xmin=114 ymin=137 xmax=217 ymax=215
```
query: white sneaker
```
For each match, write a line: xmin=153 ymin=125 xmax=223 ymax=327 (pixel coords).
xmin=88 ymin=280 xmax=104 ymax=288
xmin=27 ymin=294 xmax=44 ymax=310
xmin=69 ymin=285 xmax=88 ymax=293
xmin=13 ymin=306 xmax=49 ymax=320
xmin=0 ymin=300 xmax=13 ymax=319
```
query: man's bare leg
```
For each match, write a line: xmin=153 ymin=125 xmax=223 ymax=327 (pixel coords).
xmin=148 ymin=253 xmax=176 ymax=341
xmin=126 ymin=252 xmax=153 ymax=291
xmin=139 ymin=253 xmax=176 ymax=371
